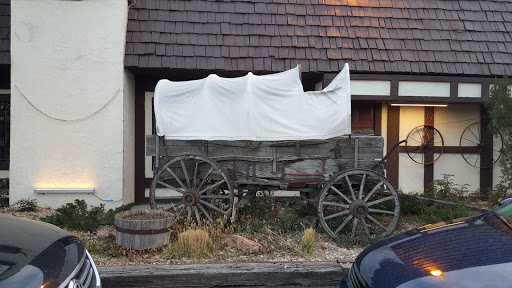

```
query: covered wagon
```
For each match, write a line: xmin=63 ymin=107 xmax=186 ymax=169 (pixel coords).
xmin=146 ymin=64 xmax=400 ymax=240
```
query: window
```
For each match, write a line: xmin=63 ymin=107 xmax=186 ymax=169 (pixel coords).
xmin=351 ymin=102 xmax=374 ymax=131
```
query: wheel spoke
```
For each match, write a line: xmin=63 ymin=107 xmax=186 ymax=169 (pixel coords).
xmin=334 ymin=215 xmax=353 ymax=234
xmin=461 ymin=136 xmax=480 ymax=146
xmin=362 ymin=218 xmax=370 ymax=237
xmin=368 ymin=208 xmax=396 ymax=215
xmin=351 ymin=218 xmax=358 ymax=239
xmin=197 ymin=167 xmax=214 ymax=191
xmin=324 ymin=210 xmax=350 ymax=221
xmin=323 ymin=201 xmax=350 ymax=208
xmin=181 ymin=160 xmax=191 ymax=189
xmin=186 ymin=206 xmax=192 ymax=227
xmin=345 ymin=176 xmax=356 ymax=201
xmin=199 ymin=200 xmax=228 ymax=215
xmin=192 ymin=161 xmax=199 ymax=189
xmin=358 ymin=173 xmax=367 ymax=200
xmin=363 ymin=181 xmax=384 ymax=202
xmin=367 ymin=196 xmax=395 ymax=207
xmin=415 ymin=128 xmax=422 ymax=143
xmin=163 ymin=203 xmax=184 ymax=212
xmin=166 ymin=167 xmax=187 ymax=190
xmin=199 ymin=179 xmax=226 ymax=195
xmin=197 ymin=203 xmax=214 ymax=223
xmin=411 ymin=145 xmax=425 ymax=159
xmin=156 ymin=181 xmax=185 ymax=194
xmin=194 ymin=206 xmax=202 ymax=226
xmin=201 ymin=195 xmax=231 ymax=199
xmin=330 ymin=186 xmax=352 ymax=204
xmin=154 ymin=196 xmax=182 ymax=201
xmin=367 ymin=214 xmax=387 ymax=231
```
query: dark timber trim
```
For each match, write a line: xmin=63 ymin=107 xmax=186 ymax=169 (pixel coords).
xmin=134 ymin=83 xmax=146 ymax=203
xmin=424 ymin=107 xmax=435 ymax=193
xmin=350 ymin=74 xmax=496 ymax=84
xmin=386 ymin=106 xmax=400 ymax=188
xmin=135 ymin=78 xmax=161 ymax=204
xmin=480 ymin=105 xmax=493 ymax=198
xmin=374 ymin=104 xmax=382 ymax=136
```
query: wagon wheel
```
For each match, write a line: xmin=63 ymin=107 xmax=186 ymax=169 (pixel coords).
xmin=405 ymin=125 xmax=444 ymax=165
xmin=150 ymin=154 xmax=234 ymax=227
xmin=459 ymin=122 xmax=503 ymax=168
xmin=318 ymin=169 xmax=400 ymax=241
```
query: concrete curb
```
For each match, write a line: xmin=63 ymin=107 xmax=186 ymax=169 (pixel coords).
xmin=98 ymin=261 xmax=352 ymax=288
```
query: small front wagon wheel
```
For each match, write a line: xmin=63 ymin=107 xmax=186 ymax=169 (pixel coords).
xmin=150 ymin=154 xmax=234 ymax=227
xmin=318 ymin=169 xmax=400 ymax=241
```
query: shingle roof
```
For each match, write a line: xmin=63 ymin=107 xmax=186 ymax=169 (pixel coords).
xmin=0 ymin=0 xmax=9 ymax=66
xmin=125 ymin=0 xmax=512 ymax=76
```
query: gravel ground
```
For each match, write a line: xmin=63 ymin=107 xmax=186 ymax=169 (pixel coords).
xmin=0 ymin=206 xmax=364 ymax=267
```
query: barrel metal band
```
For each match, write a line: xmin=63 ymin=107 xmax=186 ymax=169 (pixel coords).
xmin=115 ymin=226 xmax=170 ymax=235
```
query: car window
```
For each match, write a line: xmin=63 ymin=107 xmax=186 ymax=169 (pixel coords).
xmin=494 ymin=203 xmax=512 ymax=226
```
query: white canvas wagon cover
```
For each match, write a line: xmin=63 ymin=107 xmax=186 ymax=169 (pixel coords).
xmin=154 ymin=63 xmax=351 ymax=141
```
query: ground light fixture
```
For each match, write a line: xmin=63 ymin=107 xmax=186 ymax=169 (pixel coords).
xmin=390 ymin=104 xmax=448 ymax=107
xmin=34 ymin=188 xmax=95 ymax=194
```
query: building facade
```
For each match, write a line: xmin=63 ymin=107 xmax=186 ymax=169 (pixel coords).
xmin=2 ymin=0 xmax=512 ymax=207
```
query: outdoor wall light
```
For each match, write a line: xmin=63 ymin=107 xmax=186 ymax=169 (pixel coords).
xmin=34 ymin=188 xmax=95 ymax=194
xmin=390 ymin=104 xmax=448 ymax=107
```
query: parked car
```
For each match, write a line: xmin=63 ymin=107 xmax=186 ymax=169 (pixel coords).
xmin=0 ymin=214 xmax=101 ymax=288
xmin=341 ymin=200 xmax=512 ymax=288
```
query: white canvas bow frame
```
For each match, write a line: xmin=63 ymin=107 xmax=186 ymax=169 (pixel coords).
xmin=154 ymin=63 xmax=351 ymax=141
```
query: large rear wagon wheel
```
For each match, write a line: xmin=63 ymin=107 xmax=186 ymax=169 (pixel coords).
xmin=318 ymin=169 xmax=400 ymax=241
xmin=150 ymin=154 xmax=234 ymax=227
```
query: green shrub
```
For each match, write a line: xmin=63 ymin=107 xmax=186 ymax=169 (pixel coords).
xmin=0 ymin=178 xmax=8 ymax=207
xmin=426 ymin=174 xmax=474 ymax=203
xmin=15 ymin=198 xmax=38 ymax=212
xmin=400 ymin=199 xmax=469 ymax=226
xmin=487 ymin=180 xmax=512 ymax=207
xmin=236 ymin=197 xmax=317 ymax=234
xmin=41 ymin=199 xmax=134 ymax=232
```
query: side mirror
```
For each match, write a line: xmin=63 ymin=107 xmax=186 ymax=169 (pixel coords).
xmin=498 ymin=197 xmax=512 ymax=206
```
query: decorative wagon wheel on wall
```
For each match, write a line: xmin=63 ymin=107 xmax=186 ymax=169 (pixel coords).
xmin=405 ymin=125 xmax=444 ymax=165
xmin=150 ymin=153 xmax=234 ymax=227
xmin=459 ymin=122 xmax=503 ymax=168
xmin=318 ymin=169 xmax=400 ymax=240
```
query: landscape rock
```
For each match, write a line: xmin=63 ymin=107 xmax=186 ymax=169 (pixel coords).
xmin=224 ymin=235 xmax=268 ymax=254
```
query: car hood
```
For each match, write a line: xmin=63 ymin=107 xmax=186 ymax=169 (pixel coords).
xmin=353 ymin=213 xmax=512 ymax=288
xmin=0 ymin=214 xmax=73 ymax=281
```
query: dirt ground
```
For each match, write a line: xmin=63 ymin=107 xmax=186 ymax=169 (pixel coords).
xmin=0 ymin=206 xmax=369 ymax=267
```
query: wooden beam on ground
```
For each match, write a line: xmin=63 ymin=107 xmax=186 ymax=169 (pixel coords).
xmin=98 ymin=261 xmax=351 ymax=288
xmin=398 ymin=193 xmax=491 ymax=213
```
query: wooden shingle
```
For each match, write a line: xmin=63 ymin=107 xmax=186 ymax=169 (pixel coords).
xmin=125 ymin=0 xmax=512 ymax=76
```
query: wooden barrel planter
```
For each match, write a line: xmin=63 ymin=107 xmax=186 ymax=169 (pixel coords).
xmin=114 ymin=210 xmax=174 ymax=250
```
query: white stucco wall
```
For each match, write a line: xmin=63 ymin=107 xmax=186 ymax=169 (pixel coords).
xmin=434 ymin=104 xmax=480 ymax=146
xmin=398 ymin=106 xmax=424 ymax=193
xmin=10 ymin=0 xmax=130 ymax=208
xmin=123 ymin=70 xmax=135 ymax=204
xmin=351 ymin=80 xmax=391 ymax=96
xmin=396 ymin=101 xmax=496 ymax=194
xmin=398 ymin=81 xmax=451 ymax=97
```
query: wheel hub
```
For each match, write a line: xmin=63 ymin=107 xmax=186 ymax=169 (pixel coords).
xmin=350 ymin=200 xmax=369 ymax=219
xmin=182 ymin=189 xmax=200 ymax=207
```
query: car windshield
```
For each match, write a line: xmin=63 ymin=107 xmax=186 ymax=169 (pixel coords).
xmin=494 ymin=203 xmax=512 ymax=227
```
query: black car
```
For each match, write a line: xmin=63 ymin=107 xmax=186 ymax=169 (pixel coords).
xmin=0 ymin=214 xmax=101 ymax=288
xmin=341 ymin=201 xmax=512 ymax=288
